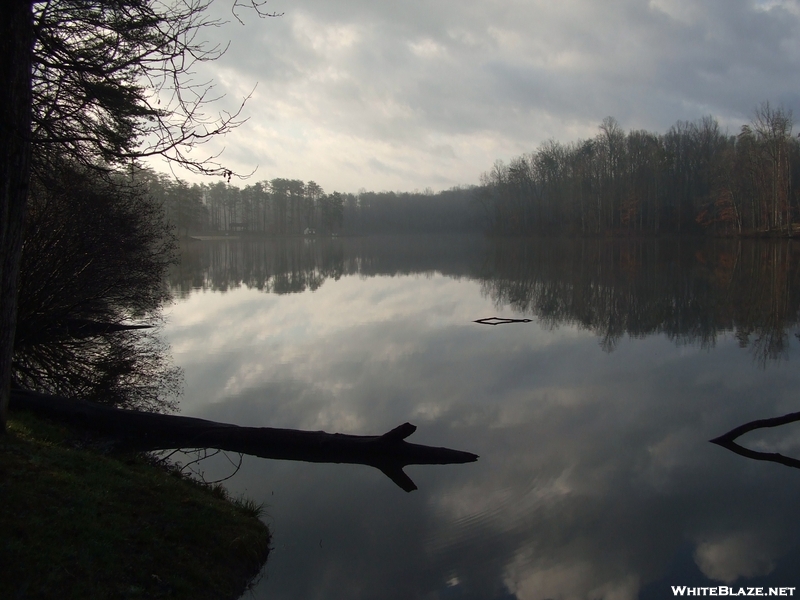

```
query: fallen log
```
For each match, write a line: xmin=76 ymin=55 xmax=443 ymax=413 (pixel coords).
xmin=10 ymin=389 xmax=479 ymax=492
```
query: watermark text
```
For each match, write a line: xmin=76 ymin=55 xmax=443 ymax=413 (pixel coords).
xmin=672 ymin=587 xmax=796 ymax=597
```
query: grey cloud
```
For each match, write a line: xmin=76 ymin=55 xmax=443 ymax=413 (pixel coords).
xmin=367 ymin=156 xmax=403 ymax=176
xmin=175 ymin=1 xmax=800 ymax=198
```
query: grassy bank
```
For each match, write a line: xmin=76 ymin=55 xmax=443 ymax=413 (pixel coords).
xmin=0 ymin=411 xmax=271 ymax=599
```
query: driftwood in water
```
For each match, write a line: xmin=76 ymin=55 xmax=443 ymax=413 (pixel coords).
xmin=10 ymin=389 xmax=478 ymax=492
xmin=711 ymin=410 xmax=800 ymax=469
xmin=474 ymin=317 xmax=532 ymax=325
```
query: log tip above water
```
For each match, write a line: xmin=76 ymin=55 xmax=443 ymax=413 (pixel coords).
xmin=380 ymin=422 xmax=417 ymax=442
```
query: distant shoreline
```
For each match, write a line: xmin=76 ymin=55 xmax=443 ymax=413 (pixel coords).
xmin=188 ymin=233 xmax=354 ymax=241
xmin=188 ymin=229 xmax=800 ymax=242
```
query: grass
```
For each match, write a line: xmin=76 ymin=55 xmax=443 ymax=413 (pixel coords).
xmin=0 ymin=410 xmax=271 ymax=600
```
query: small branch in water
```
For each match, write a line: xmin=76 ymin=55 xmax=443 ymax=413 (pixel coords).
xmin=710 ymin=410 xmax=800 ymax=469
xmin=474 ymin=317 xmax=532 ymax=325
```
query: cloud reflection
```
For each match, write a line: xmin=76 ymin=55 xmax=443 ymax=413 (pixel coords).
xmin=164 ymin=269 xmax=800 ymax=599
xmin=694 ymin=532 xmax=779 ymax=583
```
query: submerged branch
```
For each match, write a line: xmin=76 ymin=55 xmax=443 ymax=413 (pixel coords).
xmin=10 ymin=389 xmax=479 ymax=492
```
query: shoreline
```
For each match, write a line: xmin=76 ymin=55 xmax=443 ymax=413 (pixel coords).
xmin=1 ymin=411 xmax=271 ymax=600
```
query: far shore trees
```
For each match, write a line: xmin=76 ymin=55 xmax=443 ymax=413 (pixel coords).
xmin=139 ymin=171 xmax=479 ymax=237
xmin=478 ymin=104 xmax=798 ymax=237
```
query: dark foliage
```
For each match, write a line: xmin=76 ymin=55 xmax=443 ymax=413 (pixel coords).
xmin=1 ymin=1 xmax=276 ymax=430
xmin=13 ymin=159 xmax=181 ymax=411
xmin=31 ymin=0 xmax=258 ymax=177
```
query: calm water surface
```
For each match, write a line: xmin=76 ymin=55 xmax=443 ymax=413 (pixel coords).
xmin=163 ymin=235 xmax=800 ymax=599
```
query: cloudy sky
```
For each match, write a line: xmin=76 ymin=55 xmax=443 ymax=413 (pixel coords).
xmin=158 ymin=0 xmax=800 ymax=194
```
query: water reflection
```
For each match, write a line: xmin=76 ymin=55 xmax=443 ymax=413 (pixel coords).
xmin=712 ymin=410 xmax=800 ymax=469
xmin=170 ymin=236 xmax=800 ymax=364
xmin=163 ymin=236 xmax=800 ymax=599
xmin=170 ymin=234 xmax=485 ymax=297
xmin=477 ymin=238 xmax=800 ymax=364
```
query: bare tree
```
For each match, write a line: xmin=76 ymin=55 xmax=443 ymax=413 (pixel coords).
xmin=474 ymin=109 xmax=800 ymax=237
xmin=751 ymin=102 xmax=794 ymax=234
xmin=0 ymin=3 xmax=35 ymax=432
xmin=30 ymin=0 xmax=273 ymax=176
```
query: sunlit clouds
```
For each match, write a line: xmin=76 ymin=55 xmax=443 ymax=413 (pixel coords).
xmin=694 ymin=532 xmax=780 ymax=583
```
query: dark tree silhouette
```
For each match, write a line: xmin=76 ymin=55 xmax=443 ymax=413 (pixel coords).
xmin=0 ymin=0 xmax=277 ymax=431
xmin=14 ymin=159 xmax=181 ymax=411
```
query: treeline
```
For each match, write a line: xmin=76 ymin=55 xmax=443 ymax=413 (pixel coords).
xmin=477 ymin=103 xmax=800 ymax=236
xmin=350 ymin=188 xmax=479 ymax=234
xmin=137 ymin=167 xmax=480 ymax=236
xmin=136 ymin=170 xmax=345 ymax=236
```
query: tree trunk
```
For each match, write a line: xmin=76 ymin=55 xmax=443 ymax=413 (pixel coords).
xmin=10 ymin=389 xmax=479 ymax=492
xmin=0 ymin=2 xmax=34 ymax=432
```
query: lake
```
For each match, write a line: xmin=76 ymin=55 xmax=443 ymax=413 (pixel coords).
xmin=163 ymin=235 xmax=800 ymax=599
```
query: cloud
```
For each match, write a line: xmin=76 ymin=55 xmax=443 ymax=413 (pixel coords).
xmin=148 ymin=0 xmax=799 ymax=192
xmin=694 ymin=532 xmax=779 ymax=583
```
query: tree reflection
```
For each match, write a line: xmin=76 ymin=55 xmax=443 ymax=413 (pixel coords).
xmin=478 ymin=237 xmax=800 ymax=364
xmin=169 ymin=236 xmax=800 ymax=365
xmin=168 ymin=235 xmax=485 ymax=297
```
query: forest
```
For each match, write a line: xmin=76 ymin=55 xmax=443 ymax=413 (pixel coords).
xmin=147 ymin=102 xmax=799 ymax=240
xmin=139 ymin=168 xmax=480 ymax=237
xmin=476 ymin=104 xmax=800 ymax=236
